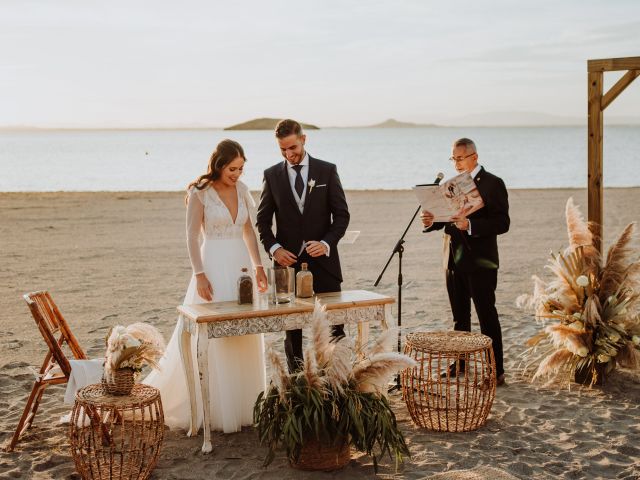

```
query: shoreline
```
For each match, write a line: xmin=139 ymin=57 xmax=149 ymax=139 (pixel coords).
xmin=2 ymin=124 xmax=640 ymax=131
xmin=1 ymin=186 xmax=640 ymax=195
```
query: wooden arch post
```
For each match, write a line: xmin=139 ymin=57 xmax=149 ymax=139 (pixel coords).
xmin=587 ymin=56 xmax=640 ymax=252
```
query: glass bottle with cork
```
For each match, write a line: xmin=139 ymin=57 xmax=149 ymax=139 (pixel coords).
xmin=237 ymin=267 xmax=253 ymax=304
xmin=295 ymin=263 xmax=314 ymax=298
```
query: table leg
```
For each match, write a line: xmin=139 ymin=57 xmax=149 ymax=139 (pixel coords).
xmin=178 ymin=315 xmax=198 ymax=437
xmin=356 ymin=322 xmax=369 ymax=360
xmin=197 ymin=325 xmax=213 ymax=454
xmin=383 ymin=303 xmax=393 ymax=330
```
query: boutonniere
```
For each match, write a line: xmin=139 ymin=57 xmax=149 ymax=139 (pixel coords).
xmin=308 ymin=179 xmax=316 ymax=194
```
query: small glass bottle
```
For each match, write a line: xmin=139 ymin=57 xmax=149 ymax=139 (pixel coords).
xmin=237 ymin=267 xmax=253 ymax=304
xmin=296 ymin=263 xmax=314 ymax=298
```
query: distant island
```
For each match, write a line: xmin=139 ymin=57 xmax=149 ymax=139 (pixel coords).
xmin=224 ymin=118 xmax=320 ymax=131
xmin=364 ymin=118 xmax=438 ymax=128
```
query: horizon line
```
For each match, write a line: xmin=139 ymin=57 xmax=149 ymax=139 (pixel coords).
xmin=2 ymin=123 xmax=640 ymax=131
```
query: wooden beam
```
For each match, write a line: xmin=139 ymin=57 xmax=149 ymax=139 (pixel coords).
xmin=602 ymin=70 xmax=640 ymax=110
xmin=587 ymin=71 xmax=603 ymax=253
xmin=588 ymin=56 xmax=640 ymax=72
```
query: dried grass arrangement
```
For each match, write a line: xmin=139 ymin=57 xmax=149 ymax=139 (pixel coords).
xmin=253 ymin=302 xmax=416 ymax=471
xmin=104 ymin=323 xmax=165 ymax=384
xmin=518 ymin=198 xmax=640 ymax=386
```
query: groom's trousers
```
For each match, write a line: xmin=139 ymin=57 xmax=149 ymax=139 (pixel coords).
xmin=284 ymin=257 xmax=344 ymax=373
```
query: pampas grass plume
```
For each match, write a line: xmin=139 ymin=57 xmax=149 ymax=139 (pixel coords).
xmin=534 ymin=349 xmax=574 ymax=380
xmin=352 ymin=353 xmax=417 ymax=394
xmin=368 ymin=328 xmax=397 ymax=357
xmin=311 ymin=301 xmax=331 ymax=368
xmin=266 ymin=343 xmax=289 ymax=401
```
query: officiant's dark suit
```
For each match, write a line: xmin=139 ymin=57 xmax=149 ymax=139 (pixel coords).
xmin=257 ymin=119 xmax=350 ymax=372
xmin=422 ymin=138 xmax=509 ymax=381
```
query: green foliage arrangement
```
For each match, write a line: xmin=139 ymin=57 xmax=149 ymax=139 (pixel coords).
xmin=254 ymin=303 xmax=415 ymax=470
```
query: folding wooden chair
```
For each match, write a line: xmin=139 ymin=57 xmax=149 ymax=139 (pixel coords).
xmin=5 ymin=291 xmax=87 ymax=451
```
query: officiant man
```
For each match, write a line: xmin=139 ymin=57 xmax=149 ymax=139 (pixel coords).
xmin=257 ymin=119 xmax=350 ymax=372
xmin=421 ymin=138 xmax=510 ymax=385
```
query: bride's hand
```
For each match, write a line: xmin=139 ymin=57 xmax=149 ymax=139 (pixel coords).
xmin=195 ymin=273 xmax=214 ymax=301
xmin=255 ymin=266 xmax=268 ymax=292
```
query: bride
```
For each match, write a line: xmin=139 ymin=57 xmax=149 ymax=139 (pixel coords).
xmin=145 ymin=139 xmax=268 ymax=433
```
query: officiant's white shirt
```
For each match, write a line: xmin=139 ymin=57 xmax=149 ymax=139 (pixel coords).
xmin=470 ymin=164 xmax=482 ymax=180
xmin=269 ymin=153 xmax=330 ymax=257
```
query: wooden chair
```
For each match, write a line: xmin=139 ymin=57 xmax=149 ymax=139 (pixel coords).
xmin=5 ymin=291 xmax=87 ymax=451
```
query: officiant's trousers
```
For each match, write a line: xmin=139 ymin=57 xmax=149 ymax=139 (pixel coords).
xmin=445 ymin=268 xmax=504 ymax=377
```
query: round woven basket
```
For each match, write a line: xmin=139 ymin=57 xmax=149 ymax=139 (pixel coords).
xmin=401 ymin=331 xmax=496 ymax=432
xmin=291 ymin=437 xmax=350 ymax=471
xmin=70 ymin=383 xmax=164 ymax=480
xmin=102 ymin=368 xmax=135 ymax=396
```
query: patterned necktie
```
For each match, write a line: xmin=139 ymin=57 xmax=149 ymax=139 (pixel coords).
xmin=292 ymin=165 xmax=304 ymax=198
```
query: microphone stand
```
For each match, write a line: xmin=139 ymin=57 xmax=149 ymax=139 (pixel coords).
xmin=374 ymin=204 xmax=422 ymax=392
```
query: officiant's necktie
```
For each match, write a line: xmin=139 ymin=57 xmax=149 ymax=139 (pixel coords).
xmin=292 ymin=165 xmax=304 ymax=198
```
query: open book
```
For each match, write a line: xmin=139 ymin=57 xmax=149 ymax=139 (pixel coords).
xmin=412 ymin=172 xmax=484 ymax=222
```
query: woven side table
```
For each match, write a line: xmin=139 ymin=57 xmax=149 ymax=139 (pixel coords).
xmin=69 ymin=383 xmax=164 ymax=480
xmin=401 ymin=331 xmax=496 ymax=432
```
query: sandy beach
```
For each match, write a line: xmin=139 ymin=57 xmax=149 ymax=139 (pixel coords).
xmin=1 ymin=188 xmax=639 ymax=479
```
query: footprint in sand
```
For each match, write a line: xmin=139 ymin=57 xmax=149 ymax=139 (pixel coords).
xmin=2 ymin=340 xmax=23 ymax=350
xmin=88 ymin=317 xmax=118 ymax=334
xmin=1 ymin=361 xmax=29 ymax=370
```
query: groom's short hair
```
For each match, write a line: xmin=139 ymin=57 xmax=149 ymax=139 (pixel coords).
xmin=275 ymin=119 xmax=303 ymax=138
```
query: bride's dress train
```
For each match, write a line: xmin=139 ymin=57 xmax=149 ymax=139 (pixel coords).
xmin=144 ymin=181 xmax=265 ymax=433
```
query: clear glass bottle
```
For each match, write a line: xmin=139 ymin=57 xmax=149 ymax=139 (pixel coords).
xmin=296 ymin=263 xmax=314 ymax=298
xmin=237 ymin=267 xmax=253 ymax=304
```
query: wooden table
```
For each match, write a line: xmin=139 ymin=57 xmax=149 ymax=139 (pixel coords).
xmin=176 ymin=289 xmax=394 ymax=453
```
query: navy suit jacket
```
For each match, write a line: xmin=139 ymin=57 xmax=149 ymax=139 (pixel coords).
xmin=256 ymin=156 xmax=350 ymax=282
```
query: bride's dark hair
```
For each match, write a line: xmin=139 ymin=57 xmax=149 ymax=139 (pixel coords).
xmin=186 ymin=139 xmax=246 ymax=201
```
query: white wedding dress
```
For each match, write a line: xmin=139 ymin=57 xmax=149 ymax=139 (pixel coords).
xmin=144 ymin=180 xmax=266 ymax=433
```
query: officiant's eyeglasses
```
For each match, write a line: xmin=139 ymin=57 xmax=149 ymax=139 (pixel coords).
xmin=449 ymin=153 xmax=476 ymax=163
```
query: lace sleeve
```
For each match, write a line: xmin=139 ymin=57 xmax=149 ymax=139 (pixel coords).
xmin=186 ymin=188 xmax=205 ymax=274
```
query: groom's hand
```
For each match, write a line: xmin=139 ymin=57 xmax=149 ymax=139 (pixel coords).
xmin=273 ymin=247 xmax=297 ymax=267
xmin=305 ymin=241 xmax=328 ymax=257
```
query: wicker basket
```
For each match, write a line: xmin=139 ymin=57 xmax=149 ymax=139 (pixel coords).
xmin=574 ymin=360 xmax=613 ymax=386
xmin=102 ymin=368 xmax=135 ymax=396
xmin=291 ymin=436 xmax=350 ymax=471
xmin=70 ymin=383 xmax=164 ymax=480
xmin=401 ymin=331 xmax=496 ymax=432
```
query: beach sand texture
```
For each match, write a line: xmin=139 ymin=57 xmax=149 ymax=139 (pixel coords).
xmin=1 ymin=188 xmax=639 ymax=479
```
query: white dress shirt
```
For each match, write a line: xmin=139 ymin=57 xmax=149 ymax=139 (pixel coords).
xmin=287 ymin=153 xmax=309 ymax=213
xmin=470 ymin=164 xmax=482 ymax=181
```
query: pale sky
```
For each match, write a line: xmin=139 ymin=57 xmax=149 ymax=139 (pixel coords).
xmin=1 ymin=0 xmax=639 ymax=128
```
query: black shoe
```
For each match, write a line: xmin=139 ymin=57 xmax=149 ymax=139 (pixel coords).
xmin=497 ymin=374 xmax=506 ymax=386
xmin=440 ymin=362 xmax=465 ymax=378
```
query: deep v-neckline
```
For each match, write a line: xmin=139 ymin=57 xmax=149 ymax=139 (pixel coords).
xmin=211 ymin=185 xmax=240 ymax=224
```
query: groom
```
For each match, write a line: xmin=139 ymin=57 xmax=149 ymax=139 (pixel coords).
xmin=257 ymin=119 xmax=350 ymax=372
